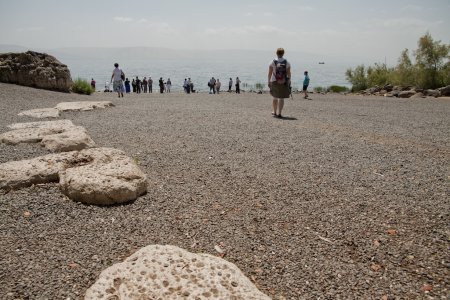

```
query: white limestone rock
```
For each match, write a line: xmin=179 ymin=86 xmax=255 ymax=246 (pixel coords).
xmin=41 ymin=126 xmax=95 ymax=152
xmin=56 ymin=101 xmax=114 ymax=112
xmin=8 ymin=119 xmax=74 ymax=130
xmin=0 ymin=151 xmax=76 ymax=190
xmin=59 ymin=148 xmax=147 ymax=205
xmin=0 ymin=120 xmax=94 ymax=152
xmin=18 ymin=107 xmax=60 ymax=118
xmin=0 ymin=148 xmax=147 ymax=205
xmin=85 ymin=245 xmax=270 ymax=300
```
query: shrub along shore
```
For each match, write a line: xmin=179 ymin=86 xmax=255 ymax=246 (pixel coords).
xmin=345 ymin=33 xmax=449 ymax=95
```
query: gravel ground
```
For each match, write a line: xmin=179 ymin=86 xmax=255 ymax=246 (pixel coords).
xmin=0 ymin=82 xmax=449 ymax=300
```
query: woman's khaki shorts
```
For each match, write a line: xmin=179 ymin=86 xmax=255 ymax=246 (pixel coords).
xmin=270 ymin=82 xmax=290 ymax=99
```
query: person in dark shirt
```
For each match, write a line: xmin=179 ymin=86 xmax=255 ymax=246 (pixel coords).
xmin=136 ymin=76 xmax=141 ymax=94
xmin=159 ymin=77 xmax=164 ymax=93
xmin=148 ymin=77 xmax=153 ymax=93
xmin=132 ymin=79 xmax=136 ymax=93
xmin=142 ymin=77 xmax=148 ymax=93
xmin=124 ymin=78 xmax=131 ymax=93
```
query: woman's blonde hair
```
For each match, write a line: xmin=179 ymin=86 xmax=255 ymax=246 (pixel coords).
xmin=276 ymin=48 xmax=285 ymax=57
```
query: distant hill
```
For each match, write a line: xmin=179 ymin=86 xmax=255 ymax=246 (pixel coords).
xmin=0 ymin=45 xmax=326 ymax=63
xmin=0 ymin=44 xmax=30 ymax=53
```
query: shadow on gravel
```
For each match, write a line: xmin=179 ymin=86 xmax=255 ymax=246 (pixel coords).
xmin=278 ymin=116 xmax=297 ymax=121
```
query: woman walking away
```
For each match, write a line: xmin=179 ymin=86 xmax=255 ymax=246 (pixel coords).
xmin=228 ymin=78 xmax=233 ymax=92
xmin=111 ymin=63 xmax=124 ymax=98
xmin=268 ymin=48 xmax=291 ymax=118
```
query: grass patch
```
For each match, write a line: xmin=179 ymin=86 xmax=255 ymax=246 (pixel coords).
xmin=313 ymin=86 xmax=326 ymax=93
xmin=72 ymin=78 xmax=95 ymax=95
xmin=328 ymin=85 xmax=350 ymax=93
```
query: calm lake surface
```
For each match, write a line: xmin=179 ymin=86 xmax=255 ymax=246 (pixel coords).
xmin=64 ymin=55 xmax=352 ymax=92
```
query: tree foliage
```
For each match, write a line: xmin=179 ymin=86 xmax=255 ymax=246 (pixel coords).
xmin=414 ymin=32 xmax=450 ymax=88
xmin=346 ymin=33 xmax=449 ymax=91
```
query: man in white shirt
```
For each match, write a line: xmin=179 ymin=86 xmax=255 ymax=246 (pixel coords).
xmin=111 ymin=63 xmax=124 ymax=98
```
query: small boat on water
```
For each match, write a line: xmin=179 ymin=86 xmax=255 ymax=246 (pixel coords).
xmin=318 ymin=62 xmax=325 ymax=64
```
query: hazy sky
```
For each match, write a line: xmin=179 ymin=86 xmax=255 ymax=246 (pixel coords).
xmin=0 ymin=0 xmax=449 ymax=63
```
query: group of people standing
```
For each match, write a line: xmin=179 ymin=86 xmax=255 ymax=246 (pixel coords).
xmin=208 ymin=77 xmax=241 ymax=94
xmin=111 ymin=49 xmax=310 ymax=120
xmin=124 ymin=76 xmax=171 ymax=94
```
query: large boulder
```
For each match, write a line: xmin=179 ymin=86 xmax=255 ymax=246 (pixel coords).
xmin=85 ymin=245 xmax=270 ymax=300
xmin=424 ymin=89 xmax=441 ymax=97
xmin=0 ymin=148 xmax=147 ymax=205
xmin=438 ymin=85 xmax=450 ymax=96
xmin=0 ymin=120 xmax=95 ymax=152
xmin=0 ymin=51 xmax=72 ymax=92
xmin=383 ymin=84 xmax=394 ymax=92
xmin=59 ymin=148 xmax=147 ymax=205
xmin=398 ymin=90 xmax=416 ymax=98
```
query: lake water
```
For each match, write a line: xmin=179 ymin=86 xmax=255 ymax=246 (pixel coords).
xmin=64 ymin=56 xmax=352 ymax=92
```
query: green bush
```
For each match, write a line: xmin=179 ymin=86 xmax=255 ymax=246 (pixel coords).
xmin=367 ymin=63 xmax=393 ymax=87
xmin=314 ymin=86 xmax=326 ymax=93
xmin=255 ymin=82 xmax=265 ymax=90
xmin=345 ymin=33 xmax=449 ymax=91
xmin=72 ymin=78 xmax=94 ymax=95
xmin=345 ymin=65 xmax=368 ymax=91
xmin=328 ymin=85 xmax=349 ymax=93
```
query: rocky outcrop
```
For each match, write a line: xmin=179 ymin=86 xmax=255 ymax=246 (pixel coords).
xmin=0 ymin=51 xmax=72 ymax=92
xmin=85 ymin=245 xmax=271 ymax=300
xmin=0 ymin=120 xmax=95 ymax=152
xmin=364 ymin=84 xmax=450 ymax=99
xmin=0 ymin=148 xmax=147 ymax=205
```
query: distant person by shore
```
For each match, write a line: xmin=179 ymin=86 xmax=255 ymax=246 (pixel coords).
xmin=159 ymin=77 xmax=164 ymax=93
xmin=148 ymin=77 xmax=153 ymax=93
xmin=235 ymin=77 xmax=241 ymax=94
xmin=111 ymin=63 xmax=124 ymax=98
xmin=90 ymin=78 xmax=96 ymax=90
xmin=142 ymin=77 xmax=148 ymax=93
xmin=132 ymin=78 xmax=136 ymax=93
xmin=135 ymin=76 xmax=141 ymax=94
xmin=209 ymin=77 xmax=216 ymax=94
xmin=124 ymin=78 xmax=131 ymax=93
xmin=216 ymin=79 xmax=221 ymax=94
xmin=228 ymin=78 xmax=233 ymax=92
xmin=167 ymin=78 xmax=172 ymax=92
xmin=268 ymin=48 xmax=291 ymax=118
xmin=303 ymin=71 xmax=310 ymax=99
